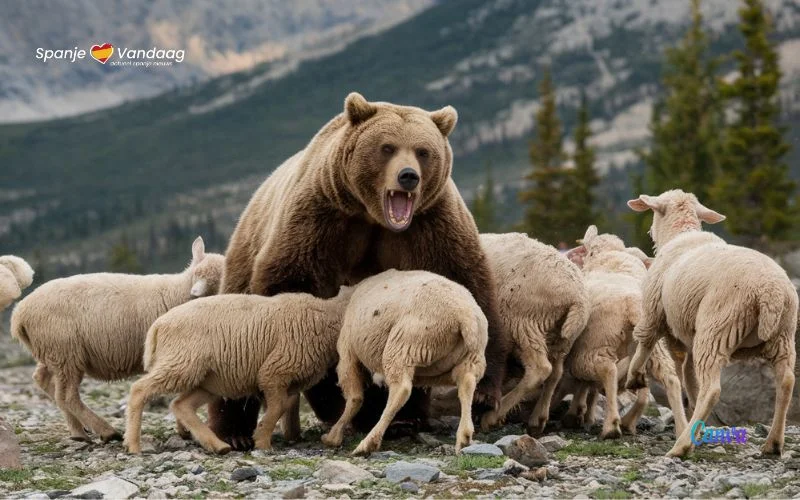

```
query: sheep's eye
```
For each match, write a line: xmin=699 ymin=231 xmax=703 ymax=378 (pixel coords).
xmin=382 ymin=144 xmax=396 ymax=155
xmin=416 ymin=148 xmax=429 ymax=159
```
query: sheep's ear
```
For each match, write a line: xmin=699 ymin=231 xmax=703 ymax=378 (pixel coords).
xmin=191 ymin=236 xmax=206 ymax=264
xmin=565 ymin=245 xmax=587 ymax=268
xmin=694 ymin=201 xmax=726 ymax=224
xmin=344 ymin=92 xmax=378 ymax=125
xmin=643 ymin=257 xmax=654 ymax=269
xmin=628 ymin=194 xmax=664 ymax=213
xmin=430 ymin=105 xmax=458 ymax=137
xmin=582 ymin=225 xmax=598 ymax=244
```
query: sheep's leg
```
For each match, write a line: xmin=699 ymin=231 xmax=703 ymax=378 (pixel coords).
xmin=253 ymin=387 xmax=289 ymax=451
xmin=33 ymin=364 xmax=89 ymax=442
xmin=322 ymin=350 xmax=365 ymax=448
xmin=762 ymin=346 xmax=796 ymax=456
xmin=124 ymin=374 xmax=160 ymax=454
xmin=481 ymin=345 xmax=551 ymax=430
xmin=53 ymin=370 xmax=120 ymax=442
xmin=584 ymin=388 xmax=599 ymax=425
xmin=647 ymin=347 xmax=688 ymax=436
xmin=453 ymin=361 xmax=479 ymax=453
xmin=597 ymin=360 xmax=621 ymax=439
xmin=682 ymin=352 xmax=699 ymax=413
xmin=626 ymin=324 xmax=661 ymax=390
xmin=280 ymin=394 xmax=301 ymax=443
xmin=667 ymin=350 xmax=725 ymax=457
xmin=620 ymin=387 xmax=649 ymax=435
xmin=352 ymin=369 xmax=413 ymax=456
xmin=562 ymin=384 xmax=590 ymax=429
xmin=528 ymin=358 xmax=564 ymax=436
xmin=171 ymin=389 xmax=232 ymax=455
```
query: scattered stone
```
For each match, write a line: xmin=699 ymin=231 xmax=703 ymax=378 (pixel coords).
xmin=231 ymin=466 xmax=260 ymax=482
xmin=384 ymin=461 xmax=440 ymax=483
xmin=520 ymin=467 xmax=548 ymax=482
xmin=321 ymin=483 xmax=353 ymax=493
xmin=754 ymin=423 xmax=770 ymax=438
xmin=278 ymin=483 xmax=306 ymax=499
xmin=537 ymin=435 xmax=568 ymax=453
xmin=667 ymin=481 xmax=691 ymax=498
xmin=433 ymin=444 xmax=456 ymax=456
xmin=505 ymin=435 xmax=550 ymax=467
xmin=460 ymin=443 xmax=504 ymax=456
xmin=400 ymin=481 xmax=419 ymax=493
xmin=315 ymin=460 xmax=373 ymax=484
xmin=172 ymin=451 xmax=192 ymax=461
xmin=417 ymin=432 xmax=441 ymax=446
xmin=494 ymin=435 xmax=522 ymax=453
xmin=0 ymin=416 xmax=21 ymax=469
xmin=71 ymin=477 xmax=139 ymax=499
xmin=189 ymin=464 xmax=204 ymax=475
xmin=725 ymin=487 xmax=745 ymax=498
xmin=163 ymin=436 xmax=188 ymax=450
xmin=24 ymin=494 xmax=50 ymax=500
xmin=475 ymin=468 xmax=504 ymax=480
xmin=708 ymin=446 xmax=727 ymax=454
xmin=46 ymin=490 xmax=71 ymax=499
xmin=503 ymin=458 xmax=529 ymax=477
xmin=370 ymin=450 xmax=401 ymax=460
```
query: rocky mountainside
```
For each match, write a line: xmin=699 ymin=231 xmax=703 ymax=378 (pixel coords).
xmin=1 ymin=0 xmax=799 ymax=274
xmin=0 ymin=0 xmax=432 ymax=123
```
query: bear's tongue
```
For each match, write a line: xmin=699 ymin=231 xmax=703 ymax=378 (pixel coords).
xmin=388 ymin=191 xmax=413 ymax=223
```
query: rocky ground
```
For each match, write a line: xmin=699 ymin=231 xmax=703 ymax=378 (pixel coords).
xmin=2 ymin=361 xmax=800 ymax=500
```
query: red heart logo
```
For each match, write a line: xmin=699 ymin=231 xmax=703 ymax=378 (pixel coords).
xmin=90 ymin=43 xmax=114 ymax=64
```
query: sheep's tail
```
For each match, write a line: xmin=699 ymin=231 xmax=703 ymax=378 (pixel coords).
xmin=560 ymin=297 xmax=590 ymax=341
xmin=756 ymin=281 xmax=790 ymax=343
xmin=9 ymin=305 xmax=32 ymax=351
xmin=143 ymin=323 xmax=160 ymax=372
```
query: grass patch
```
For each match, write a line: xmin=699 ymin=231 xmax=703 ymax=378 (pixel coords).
xmin=279 ymin=457 xmax=319 ymax=468
xmin=0 ymin=469 xmax=33 ymax=484
xmin=31 ymin=440 xmax=63 ymax=453
xmin=621 ymin=470 xmax=640 ymax=484
xmin=556 ymin=441 xmax=642 ymax=460
xmin=645 ymin=406 xmax=661 ymax=417
xmin=685 ymin=449 xmax=734 ymax=462
xmin=31 ymin=477 xmax=80 ymax=490
xmin=453 ymin=454 xmax=506 ymax=471
xmin=268 ymin=466 xmax=309 ymax=481
xmin=742 ymin=483 xmax=771 ymax=498
xmin=592 ymin=488 xmax=632 ymax=499
xmin=208 ymin=480 xmax=235 ymax=493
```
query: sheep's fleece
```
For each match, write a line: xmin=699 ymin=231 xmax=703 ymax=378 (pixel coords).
xmin=0 ymin=255 xmax=34 ymax=311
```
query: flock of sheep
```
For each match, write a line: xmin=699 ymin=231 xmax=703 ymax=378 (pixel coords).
xmin=0 ymin=188 xmax=796 ymax=461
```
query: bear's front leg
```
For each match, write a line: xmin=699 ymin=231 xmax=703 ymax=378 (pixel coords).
xmin=207 ymin=397 xmax=261 ymax=451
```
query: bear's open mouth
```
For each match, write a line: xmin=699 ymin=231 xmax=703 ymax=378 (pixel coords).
xmin=383 ymin=190 xmax=415 ymax=231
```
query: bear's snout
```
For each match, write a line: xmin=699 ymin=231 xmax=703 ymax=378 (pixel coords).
xmin=397 ymin=167 xmax=420 ymax=191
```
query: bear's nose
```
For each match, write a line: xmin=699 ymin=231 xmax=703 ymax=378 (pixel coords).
xmin=398 ymin=167 xmax=420 ymax=191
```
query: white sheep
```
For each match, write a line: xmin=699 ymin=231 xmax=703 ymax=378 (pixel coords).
xmin=0 ymin=255 xmax=34 ymax=311
xmin=557 ymin=226 xmax=688 ymax=438
xmin=626 ymin=189 xmax=798 ymax=457
xmin=321 ymin=269 xmax=488 ymax=455
xmin=124 ymin=287 xmax=355 ymax=454
xmin=478 ymin=233 xmax=589 ymax=435
xmin=10 ymin=237 xmax=224 ymax=443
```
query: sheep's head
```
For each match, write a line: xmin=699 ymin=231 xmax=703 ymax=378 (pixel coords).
xmin=566 ymin=225 xmax=626 ymax=268
xmin=0 ymin=255 xmax=35 ymax=290
xmin=187 ymin=237 xmax=226 ymax=298
xmin=627 ymin=189 xmax=725 ymax=249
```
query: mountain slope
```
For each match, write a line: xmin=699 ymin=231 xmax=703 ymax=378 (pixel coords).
xmin=1 ymin=0 xmax=799 ymax=271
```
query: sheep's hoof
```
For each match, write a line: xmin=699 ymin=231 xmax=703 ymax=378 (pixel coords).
xmin=666 ymin=443 xmax=691 ymax=458
xmin=760 ymin=441 xmax=783 ymax=456
xmin=600 ymin=427 xmax=622 ymax=440
xmin=352 ymin=440 xmax=378 ymax=457
xmin=321 ymin=432 xmax=342 ymax=448
xmin=621 ymin=425 xmax=637 ymax=436
xmin=526 ymin=420 xmax=546 ymax=437
xmin=70 ymin=435 xmax=92 ymax=443
xmin=101 ymin=431 xmax=124 ymax=443
xmin=215 ymin=444 xmax=233 ymax=455
xmin=123 ymin=441 xmax=141 ymax=455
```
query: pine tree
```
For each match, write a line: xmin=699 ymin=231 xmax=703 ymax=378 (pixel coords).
xmin=568 ymin=92 xmax=600 ymax=236
xmin=519 ymin=67 xmax=571 ymax=246
xmin=709 ymin=0 xmax=795 ymax=246
xmin=109 ymin=235 xmax=143 ymax=274
xmin=471 ymin=164 xmax=498 ymax=232
xmin=640 ymin=0 xmax=722 ymax=200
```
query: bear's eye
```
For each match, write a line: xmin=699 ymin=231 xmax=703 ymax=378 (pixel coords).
xmin=382 ymin=144 xmax=396 ymax=155
xmin=416 ymin=148 xmax=429 ymax=159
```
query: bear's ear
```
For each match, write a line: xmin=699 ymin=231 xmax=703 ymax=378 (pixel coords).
xmin=430 ymin=105 xmax=458 ymax=137
xmin=344 ymin=92 xmax=378 ymax=125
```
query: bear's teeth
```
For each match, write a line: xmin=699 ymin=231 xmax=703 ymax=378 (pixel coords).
xmin=390 ymin=190 xmax=395 ymax=197
xmin=407 ymin=192 xmax=411 ymax=198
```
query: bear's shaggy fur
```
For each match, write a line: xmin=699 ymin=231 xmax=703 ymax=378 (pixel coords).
xmin=214 ymin=93 xmax=509 ymax=449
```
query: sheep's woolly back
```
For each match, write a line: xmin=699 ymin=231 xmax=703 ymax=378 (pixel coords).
xmin=339 ymin=269 xmax=488 ymax=382
xmin=143 ymin=288 xmax=354 ymax=396
xmin=480 ymin=233 xmax=587 ymax=344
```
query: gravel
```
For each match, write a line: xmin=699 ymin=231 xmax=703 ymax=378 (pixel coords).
xmin=2 ymin=359 xmax=800 ymax=498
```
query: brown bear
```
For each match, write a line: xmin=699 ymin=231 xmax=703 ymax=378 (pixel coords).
xmin=213 ymin=92 xmax=509 ymax=450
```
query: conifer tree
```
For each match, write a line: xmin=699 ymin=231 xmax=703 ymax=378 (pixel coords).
xmin=519 ymin=67 xmax=571 ymax=246
xmin=568 ymin=92 xmax=600 ymax=236
xmin=109 ymin=235 xmax=143 ymax=274
xmin=471 ymin=164 xmax=498 ymax=232
xmin=710 ymin=0 xmax=795 ymax=246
